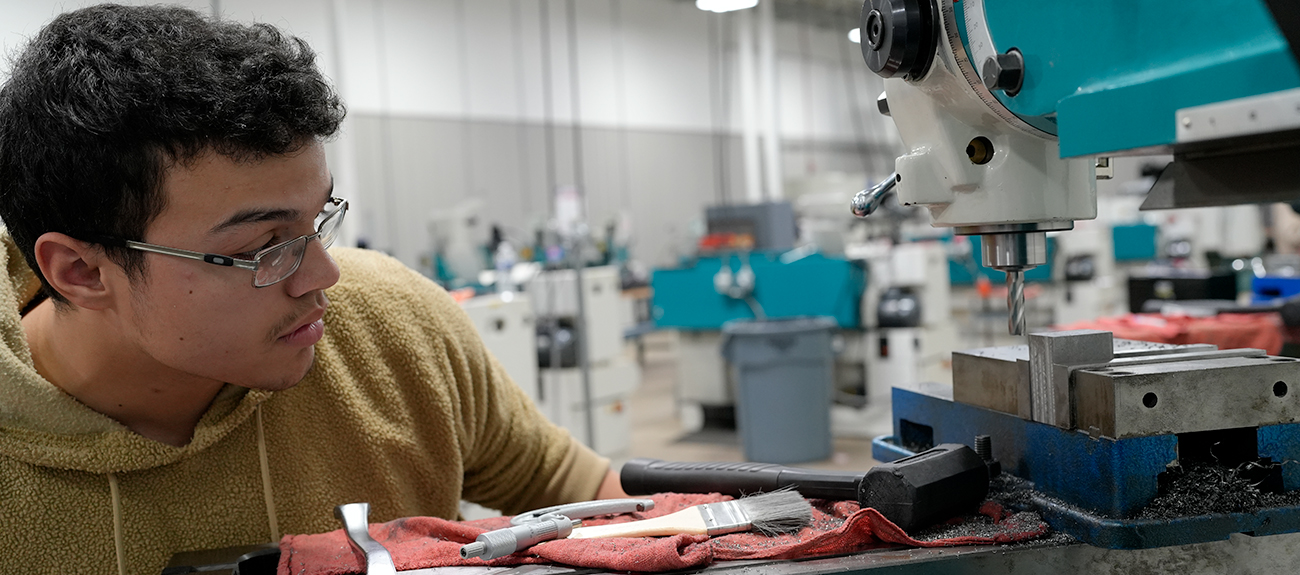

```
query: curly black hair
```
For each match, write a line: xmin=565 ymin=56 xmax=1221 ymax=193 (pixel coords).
xmin=0 ymin=3 xmax=345 ymax=303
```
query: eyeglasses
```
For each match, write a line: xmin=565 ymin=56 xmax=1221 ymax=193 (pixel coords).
xmin=92 ymin=197 xmax=347 ymax=288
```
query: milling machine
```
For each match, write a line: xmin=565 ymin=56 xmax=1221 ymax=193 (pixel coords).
xmin=852 ymin=0 xmax=1299 ymax=336
xmin=852 ymin=0 xmax=1300 ymax=555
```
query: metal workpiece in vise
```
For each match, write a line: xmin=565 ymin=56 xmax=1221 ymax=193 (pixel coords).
xmin=460 ymin=499 xmax=655 ymax=561
xmin=950 ymin=329 xmax=1300 ymax=436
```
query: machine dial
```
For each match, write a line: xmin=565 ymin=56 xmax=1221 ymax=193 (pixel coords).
xmin=860 ymin=0 xmax=939 ymax=81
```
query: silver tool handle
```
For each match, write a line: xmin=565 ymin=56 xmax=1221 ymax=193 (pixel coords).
xmin=334 ymin=503 xmax=398 ymax=575
xmin=850 ymin=173 xmax=898 ymax=217
xmin=460 ymin=515 xmax=578 ymax=560
xmin=509 ymin=498 xmax=656 ymax=525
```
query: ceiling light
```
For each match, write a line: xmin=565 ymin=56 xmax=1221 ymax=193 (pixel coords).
xmin=696 ymin=0 xmax=759 ymax=13
xmin=848 ymin=28 xmax=861 ymax=44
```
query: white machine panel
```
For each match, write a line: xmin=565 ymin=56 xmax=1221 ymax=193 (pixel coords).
xmin=460 ymin=293 xmax=539 ymax=403
xmin=530 ymin=266 xmax=625 ymax=364
xmin=539 ymin=357 xmax=640 ymax=457
xmin=675 ymin=330 xmax=730 ymax=406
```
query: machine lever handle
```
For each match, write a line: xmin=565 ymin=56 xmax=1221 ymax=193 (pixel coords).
xmin=851 ymin=172 xmax=898 ymax=217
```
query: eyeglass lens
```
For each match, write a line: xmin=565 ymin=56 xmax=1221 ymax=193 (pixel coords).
xmin=254 ymin=238 xmax=308 ymax=287
xmin=252 ymin=201 xmax=346 ymax=287
xmin=318 ymin=204 xmax=344 ymax=249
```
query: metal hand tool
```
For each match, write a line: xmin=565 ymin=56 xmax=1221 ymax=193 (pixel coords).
xmin=460 ymin=498 xmax=655 ymax=561
xmin=335 ymin=502 xmax=398 ymax=575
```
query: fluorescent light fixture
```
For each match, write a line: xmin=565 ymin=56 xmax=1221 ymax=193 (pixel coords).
xmin=848 ymin=28 xmax=861 ymax=43
xmin=696 ymin=0 xmax=759 ymax=13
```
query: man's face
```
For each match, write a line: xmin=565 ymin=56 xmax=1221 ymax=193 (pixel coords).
xmin=116 ymin=142 xmax=341 ymax=391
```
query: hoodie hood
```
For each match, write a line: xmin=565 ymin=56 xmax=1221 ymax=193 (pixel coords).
xmin=0 ymin=234 xmax=271 ymax=473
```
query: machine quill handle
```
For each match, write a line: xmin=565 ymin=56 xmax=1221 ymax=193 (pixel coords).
xmin=851 ymin=172 xmax=898 ymax=217
xmin=1007 ymin=270 xmax=1025 ymax=335
xmin=334 ymin=503 xmax=397 ymax=575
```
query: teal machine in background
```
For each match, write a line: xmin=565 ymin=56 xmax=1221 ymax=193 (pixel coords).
xmin=651 ymin=253 xmax=865 ymax=330
xmin=1111 ymin=224 xmax=1160 ymax=263
xmin=650 ymin=252 xmax=866 ymax=440
xmin=655 ymin=199 xmax=866 ymax=330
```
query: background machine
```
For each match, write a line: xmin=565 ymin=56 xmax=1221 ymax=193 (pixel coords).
xmin=853 ymin=0 xmax=1300 ymax=557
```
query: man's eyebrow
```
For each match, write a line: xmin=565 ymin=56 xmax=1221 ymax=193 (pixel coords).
xmin=209 ymin=178 xmax=335 ymax=234
xmin=209 ymin=207 xmax=301 ymax=234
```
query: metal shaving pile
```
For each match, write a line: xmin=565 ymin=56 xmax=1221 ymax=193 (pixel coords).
xmin=1136 ymin=461 xmax=1300 ymax=520
xmin=1002 ymin=530 xmax=1076 ymax=548
xmin=986 ymin=474 xmax=1035 ymax=509
xmin=913 ymin=509 xmax=1050 ymax=543
xmin=909 ymin=474 xmax=1052 ymax=543
xmin=910 ymin=513 xmax=1010 ymax=542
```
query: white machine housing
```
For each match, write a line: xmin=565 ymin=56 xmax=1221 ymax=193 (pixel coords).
xmin=528 ymin=266 xmax=639 ymax=457
xmin=883 ymin=3 xmax=1097 ymax=230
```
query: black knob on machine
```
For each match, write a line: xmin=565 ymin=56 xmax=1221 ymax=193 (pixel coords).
xmin=860 ymin=0 xmax=940 ymax=81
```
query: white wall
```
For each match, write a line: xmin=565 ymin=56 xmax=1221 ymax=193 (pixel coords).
xmin=1 ymin=0 xmax=899 ymax=269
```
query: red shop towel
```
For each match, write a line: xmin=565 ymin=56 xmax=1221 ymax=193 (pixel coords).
xmin=277 ymin=493 xmax=1049 ymax=575
xmin=1058 ymin=313 xmax=1283 ymax=355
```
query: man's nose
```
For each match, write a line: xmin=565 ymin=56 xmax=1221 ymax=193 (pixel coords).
xmin=285 ymin=238 xmax=341 ymax=298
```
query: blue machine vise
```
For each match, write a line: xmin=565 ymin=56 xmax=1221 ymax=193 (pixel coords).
xmin=872 ymin=331 xmax=1300 ymax=549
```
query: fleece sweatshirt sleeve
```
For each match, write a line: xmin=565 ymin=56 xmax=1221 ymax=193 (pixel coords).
xmin=458 ymin=351 xmax=610 ymax=514
xmin=329 ymin=249 xmax=610 ymax=515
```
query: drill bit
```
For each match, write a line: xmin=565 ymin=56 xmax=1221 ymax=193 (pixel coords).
xmin=1006 ymin=270 xmax=1025 ymax=335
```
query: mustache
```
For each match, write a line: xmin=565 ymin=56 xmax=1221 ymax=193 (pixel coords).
xmin=268 ymin=291 xmax=330 ymax=343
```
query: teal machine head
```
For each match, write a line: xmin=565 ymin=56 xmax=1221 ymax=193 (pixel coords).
xmin=851 ymin=0 xmax=1300 ymax=334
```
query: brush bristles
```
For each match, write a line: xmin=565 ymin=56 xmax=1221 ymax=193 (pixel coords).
xmin=736 ymin=489 xmax=813 ymax=536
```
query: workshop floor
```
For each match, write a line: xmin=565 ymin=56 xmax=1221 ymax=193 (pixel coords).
xmin=615 ymin=330 xmax=883 ymax=473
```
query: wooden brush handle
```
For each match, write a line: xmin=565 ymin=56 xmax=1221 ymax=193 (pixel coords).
xmin=568 ymin=508 xmax=707 ymax=539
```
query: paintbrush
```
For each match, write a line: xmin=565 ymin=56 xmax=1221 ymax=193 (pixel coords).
xmin=566 ymin=489 xmax=812 ymax=539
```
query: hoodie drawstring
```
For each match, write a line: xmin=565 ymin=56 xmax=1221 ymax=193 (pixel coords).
xmin=256 ymin=404 xmax=281 ymax=541
xmin=107 ymin=472 xmax=126 ymax=575
xmin=99 ymin=407 xmax=278 ymax=574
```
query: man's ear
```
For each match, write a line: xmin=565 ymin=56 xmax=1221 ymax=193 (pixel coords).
xmin=32 ymin=232 xmax=118 ymax=310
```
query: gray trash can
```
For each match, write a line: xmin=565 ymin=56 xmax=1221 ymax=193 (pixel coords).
xmin=721 ymin=316 xmax=836 ymax=464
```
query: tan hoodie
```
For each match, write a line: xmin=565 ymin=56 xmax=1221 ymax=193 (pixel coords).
xmin=0 ymin=237 xmax=609 ymax=575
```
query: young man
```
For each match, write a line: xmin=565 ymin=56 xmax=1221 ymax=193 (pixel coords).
xmin=0 ymin=5 xmax=623 ymax=574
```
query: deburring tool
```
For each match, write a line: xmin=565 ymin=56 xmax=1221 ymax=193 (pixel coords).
xmin=459 ymin=498 xmax=656 ymax=561
xmin=334 ymin=502 xmax=397 ymax=575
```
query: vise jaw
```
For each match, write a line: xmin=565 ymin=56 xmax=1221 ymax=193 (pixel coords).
xmin=952 ymin=330 xmax=1300 ymax=439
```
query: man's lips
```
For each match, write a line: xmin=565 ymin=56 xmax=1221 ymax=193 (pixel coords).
xmin=279 ymin=307 xmax=327 ymax=342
